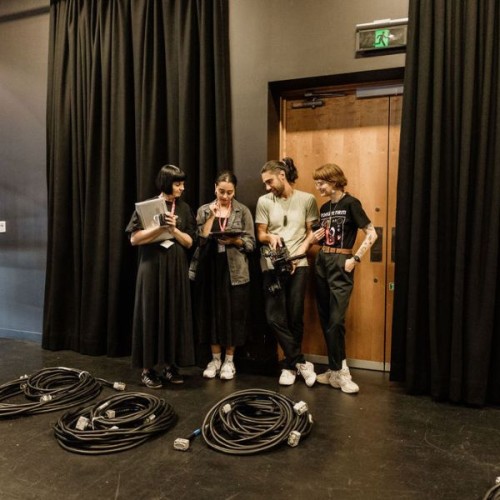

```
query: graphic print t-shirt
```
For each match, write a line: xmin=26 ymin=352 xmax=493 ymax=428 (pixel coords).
xmin=319 ymin=193 xmax=371 ymax=249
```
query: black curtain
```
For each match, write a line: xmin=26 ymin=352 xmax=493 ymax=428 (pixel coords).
xmin=43 ymin=0 xmax=231 ymax=355
xmin=391 ymin=0 xmax=500 ymax=405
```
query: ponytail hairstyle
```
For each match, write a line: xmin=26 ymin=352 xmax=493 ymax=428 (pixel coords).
xmin=156 ymin=164 xmax=186 ymax=194
xmin=215 ymin=170 xmax=238 ymax=187
xmin=261 ymin=157 xmax=299 ymax=184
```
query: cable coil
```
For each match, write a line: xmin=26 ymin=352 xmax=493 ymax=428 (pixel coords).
xmin=0 ymin=367 xmax=123 ymax=418
xmin=54 ymin=392 xmax=177 ymax=454
xmin=202 ymin=388 xmax=313 ymax=455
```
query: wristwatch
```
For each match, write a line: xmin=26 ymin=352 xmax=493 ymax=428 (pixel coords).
xmin=353 ymin=255 xmax=361 ymax=263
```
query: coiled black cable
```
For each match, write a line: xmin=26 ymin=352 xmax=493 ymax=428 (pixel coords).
xmin=53 ymin=392 xmax=177 ymax=454
xmin=0 ymin=367 xmax=124 ymax=418
xmin=202 ymin=388 xmax=313 ymax=455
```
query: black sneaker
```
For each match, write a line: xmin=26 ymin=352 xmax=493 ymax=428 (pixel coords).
xmin=161 ymin=366 xmax=184 ymax=384
xmin=141 ymin=369 xmax=162 ymax=389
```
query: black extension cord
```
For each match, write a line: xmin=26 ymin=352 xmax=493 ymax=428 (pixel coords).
xmin=0 ymin=366 xmax=125 ymax=418
xmin=53 ymin=392 xmax=177 ymax=454
xmin=201 ymin=388 xmax=313 ymax=455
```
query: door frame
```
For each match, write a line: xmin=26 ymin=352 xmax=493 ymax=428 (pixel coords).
xmin=267 ymin=67 xmax=405 ymax=158
xmin=267 ymin=67 xmax=405 ymax=371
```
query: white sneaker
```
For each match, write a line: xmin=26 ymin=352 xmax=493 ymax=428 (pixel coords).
xmin=203 ymin=359 xmax=221 ymax=379
xmin=296 ymin=361 xmax=316 ymax=387
xmin=330 ymin=368 xmax=359 ymax=394
xmin=279 ymin=369 xmax=296 ymax=386
xmin=316 ymin=369 xmax=333 ymax=385
xmin=220 ymin=360 xmax=236 ymax=380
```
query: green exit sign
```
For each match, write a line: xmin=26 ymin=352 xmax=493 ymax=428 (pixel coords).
xmin=356 ymin=19 xmax=408 ymax=56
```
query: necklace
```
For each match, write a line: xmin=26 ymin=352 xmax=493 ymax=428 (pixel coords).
xmin=328 ymin=192 xmax=345 ymax=246
xmin=276 ymin=191 xmax=294 ymax=227
xmin=217 ymin=201 xmax=231 ymax=232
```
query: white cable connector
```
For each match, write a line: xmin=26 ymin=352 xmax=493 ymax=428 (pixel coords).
xmin=105 ymin=410 xmax=116 ymax=419
xmin=40 ymin=394 xmax=53 ymax=403
xmin=288 ymin=430 xmax=301 ymax=447
xmin=173 ymin=438 xmax=190 ymax=451
xmin=19 ymin=374 xmax=29 ymax=380
xmin=222 ymin=403 xmax=232 ymax=414
xmin=96 ymin=401 xmax=110 ymax=412
xmin=293 ymin=401 xmax=308 ymax=415
xmin=113 ymin=382 xmax=126 ymax=391
xmin=76 ymin=416 xmax=89 ymax=430
xmin=145 ymin=414 xmax=156 ymax=424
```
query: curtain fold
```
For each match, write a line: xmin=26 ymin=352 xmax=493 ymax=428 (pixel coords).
xmin=391 ymin=0 xmax=500 ymax=405
xmin=43 ymin=0 xmax=231 ymax=356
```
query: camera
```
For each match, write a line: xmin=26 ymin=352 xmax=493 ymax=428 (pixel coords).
xmin=260 ymin=240 xmax=306 ymax=295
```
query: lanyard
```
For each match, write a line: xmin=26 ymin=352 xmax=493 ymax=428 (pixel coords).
xmin=218 ymin=201 xmax=231 ymax=232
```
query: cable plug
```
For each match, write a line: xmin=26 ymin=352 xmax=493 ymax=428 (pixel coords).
xmin=173 ymin=429 xmax=201 ymax=451
xmin=75 ymin=416 xmax=89 ymax=431
xmin=293 ymin=401 xmax=308 ymax=415
xmin=222 ymin=403 xmax=232 ymax=414
xmin=113 ymin=382 xmax=126 ymax=391
xmin=19 ymin=374 xmax=29 ymax=380
xmin=145 ymin=414 xmax=156 ymax=424
xmin=40 ymin=394 xmax=53 ymax=403
xmin=96 ymin=401 xmax=110 ymax=412
xmin=173 ymin=438 xmax=190 ymax=451
xmin=288 ymin=430 xmax=301 ymax=447
xmin=105 ymin=410 xmax=116 ymax=419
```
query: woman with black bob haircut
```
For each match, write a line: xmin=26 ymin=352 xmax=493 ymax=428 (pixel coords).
xmin=126 ymin=164 xmax=197 ymax=388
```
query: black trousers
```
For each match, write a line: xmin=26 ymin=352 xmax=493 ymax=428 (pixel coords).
xmin=315 ymin=252 xmax=354 ymax=371
xmin=263 ymin=267 xmax=308 ymax=369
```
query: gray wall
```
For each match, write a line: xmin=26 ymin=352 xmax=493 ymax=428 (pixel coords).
xmin=229 ymin=0 xmax=408 ymax=209
xmin=0 ymin=0 xmax=49 ymax=341
xmin=0 ymin=0 xmax=408 ymax=341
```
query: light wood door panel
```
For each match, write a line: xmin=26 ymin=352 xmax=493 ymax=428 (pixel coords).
xmin=281 ymin=92 xmax=400 ymax=367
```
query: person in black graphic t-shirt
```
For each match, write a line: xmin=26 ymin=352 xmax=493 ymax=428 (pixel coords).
xmin=310 ymin=163 xmax=378 ymax=394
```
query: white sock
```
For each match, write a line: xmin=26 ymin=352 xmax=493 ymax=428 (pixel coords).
xmin=213 ymin=352 xmax=222 ymax=362
xmin=225 ymin=354 xmax=234 ymax=363
xmin=342 ymin=359 xmax=348 ymax=370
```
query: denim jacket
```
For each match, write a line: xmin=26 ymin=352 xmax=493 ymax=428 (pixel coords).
xmin=189 ymin=199 xmax=256 ymax=285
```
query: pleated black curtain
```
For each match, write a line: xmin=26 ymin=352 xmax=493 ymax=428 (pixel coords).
xmin=43 ymin=0 xmax=231 ymax=355
xmin=391 ymin=0 xmax=500 ymax=405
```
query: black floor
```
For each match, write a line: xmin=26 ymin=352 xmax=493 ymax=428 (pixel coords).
xmin=0 ymin=338 xmax=499 ymax=500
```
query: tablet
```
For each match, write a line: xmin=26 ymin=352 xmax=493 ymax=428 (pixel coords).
xmin=209 ymin=230 xmax=244 ymax=238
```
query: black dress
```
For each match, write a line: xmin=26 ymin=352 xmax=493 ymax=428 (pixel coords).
xmin=194 ymin=217 xmax=249 ymax=347
xmin=126 ymin=198 xmax=197 ymax=369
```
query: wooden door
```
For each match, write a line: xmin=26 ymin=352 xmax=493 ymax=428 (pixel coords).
xmin=281 ymin=91 xmax=402 ymax=370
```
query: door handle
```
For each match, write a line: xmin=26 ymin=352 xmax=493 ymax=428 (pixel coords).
xmin=370 ymin=227 xmax=383 ymax=262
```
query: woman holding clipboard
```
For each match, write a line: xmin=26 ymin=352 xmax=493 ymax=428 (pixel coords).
xmin=189 ymin=171 xmax=255 ymax=380
xmin=126 ymin=164 xmax=197 ymax=389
